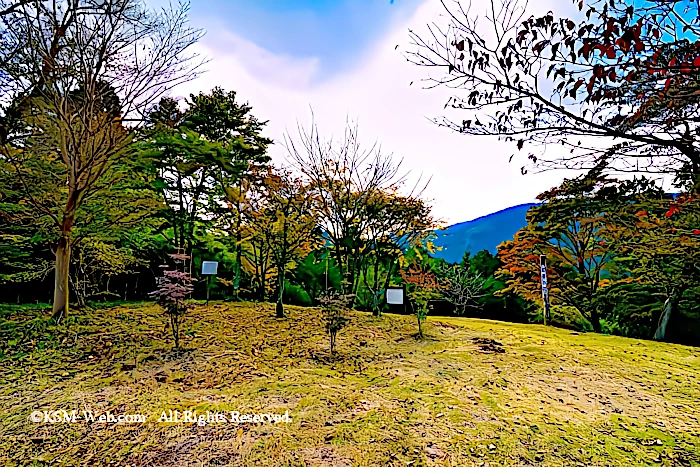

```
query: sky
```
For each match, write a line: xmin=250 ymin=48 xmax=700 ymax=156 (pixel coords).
xmin=168 ymin=0 xmax=584 ymax=226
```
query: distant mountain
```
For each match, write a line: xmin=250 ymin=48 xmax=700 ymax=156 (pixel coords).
xmin=430 ymin=203 xmax=538 ymax=263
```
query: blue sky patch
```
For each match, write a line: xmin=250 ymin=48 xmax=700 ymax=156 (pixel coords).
xmin=187 ymin=0 xmax=423 ymax=82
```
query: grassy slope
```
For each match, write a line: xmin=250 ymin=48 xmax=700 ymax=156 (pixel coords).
xmin=0 ymin=302 xmax=698 ymax=467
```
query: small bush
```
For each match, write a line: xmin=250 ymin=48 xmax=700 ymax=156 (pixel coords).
xmin=533 ymin=305 xmax=593 ymax=332
xmin=283 ymin=282 xmax=313 ymax=307
xmin=149 ymin=268 xmax=195 ymax=349
xmin=318 ymin=292 xmax=353 ymax=354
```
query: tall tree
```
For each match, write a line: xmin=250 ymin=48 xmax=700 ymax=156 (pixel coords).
xmin=144 ymin=90 xmax=271 ymax=287
xmin=0 ymin=0 xmax=203 ymax=321
xmin=262 ymin=169 xmax=321 ymax=318
xmin=360 ymin=188 xmax=437 ymax=315
xmin=497 ymin=166 xmax=637 ymax=331
xmin=286 ymin=118 xmax=419 ymax=297
xmin=186 ymin=87 xmax=272 ymax=296
xmin=605 ymin=192 xmax=700 ymax=340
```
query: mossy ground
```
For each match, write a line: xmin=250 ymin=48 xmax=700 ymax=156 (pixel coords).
xmin=0 ymin=302 xmax=698 ymax=466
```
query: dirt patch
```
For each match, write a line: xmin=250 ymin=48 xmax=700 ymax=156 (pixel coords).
xmin=473 ymin=337 xmax=505 ymax=353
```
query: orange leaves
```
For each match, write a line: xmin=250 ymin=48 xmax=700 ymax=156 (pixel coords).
xmin=635 ymin=210 xmax=648 ymax=217
xmin=665 ymin=204 xmax=680 ymax=218
xmin=616 ymin=37 xmax=631 ymax=54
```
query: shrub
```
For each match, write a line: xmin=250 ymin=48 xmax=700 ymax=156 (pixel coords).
xmin=149 ymin=267 xmax=195 ymax=349
xmin=318 ymin=292 xmax=353 ymax=354
xmin=283 ymin=281 xmax=313 ymax=307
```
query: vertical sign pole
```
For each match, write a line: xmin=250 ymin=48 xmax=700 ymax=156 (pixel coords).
xmin=202 ymin=261 xmax=218 ymax=308
xmin=540 ymin=255 xmax=551 ymax=326
xmin=206 ymin=275 xmax=211 ymax=306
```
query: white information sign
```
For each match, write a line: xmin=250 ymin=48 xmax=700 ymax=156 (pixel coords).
xmin=386 ymin=288 xmax=404 ymax=305
xmin=202 ymin=261 xmax=218 ymax=275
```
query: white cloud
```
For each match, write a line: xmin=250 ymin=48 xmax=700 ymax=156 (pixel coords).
xmin=173 ymin=0 xmax=583 ymax=225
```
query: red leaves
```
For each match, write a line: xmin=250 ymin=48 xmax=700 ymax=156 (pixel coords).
xmin=606 ymin=46 xmax=616 ymax=59
xmin=652 ymin=29 xmax=660 ymax=39
xmin=581 ymin=42 xmax=592 ymax=60
xmin=606 ymin=19 xmax=615 ymax=35
xmin=694 ymin=56 xmax=700 ymax=67
xmin=681 ymin=63 xmax=692 ymax=74
xmin=608 ymin=70 xmax=617 ymax=81
xmin=586 ymin=77 xmax=595 ymax=94
xmin=599 ymin=241 xmax=606 ymax=246
xmin=534 ymin=40 xmax=549 ymax=54
xmin=634 ymin=41 xmax=644 ymax=52
xmin=693 ymin=229 xmax=700 ymax=235
xmin=456 ymin=40 xmax=464 ymax=51
xmin=666 ymin=204 xmax=680 ymax=218
xmin=566 ymin=20 xmax=575 ymax=31
xmin=616 ymin=38 xmax=631 ymax=53
xmin=664 ymin=78 xmax=672 ymax=92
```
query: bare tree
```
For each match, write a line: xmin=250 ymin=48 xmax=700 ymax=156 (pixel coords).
xmin=0 ymin=0 xmax=204 ymax=321
xmin=285 ymin=115 xmax=420 ymax=297
xmin=437 ymin=262 xmax=487 ymax=315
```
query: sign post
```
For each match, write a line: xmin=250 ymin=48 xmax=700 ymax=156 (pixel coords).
xmin=386 ymin=286 xmax=405 ymax=314
xmin=540 ymin=255 xmax=551 ymax=325
xmin=201 ymin=261 xmax=218 ymax=305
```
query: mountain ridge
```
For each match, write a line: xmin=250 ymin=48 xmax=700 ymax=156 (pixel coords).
xmin=430 ymin=202 xmax=539 ymax=263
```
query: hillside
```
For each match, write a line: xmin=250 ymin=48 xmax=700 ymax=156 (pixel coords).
xmin=431 ymin=203 xmax=538 ymax=263
xmin=1 ymin=302 xmax=698 ymax=466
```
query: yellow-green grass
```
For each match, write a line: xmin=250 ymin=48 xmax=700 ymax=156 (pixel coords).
xmin=0 ymin=302 xmax=698 ymax=466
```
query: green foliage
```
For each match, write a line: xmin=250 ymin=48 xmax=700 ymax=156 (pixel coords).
xmin=533 ymin=305 xmax=594 ymax=332
xmin=400 ymin=253 xmax=443 ymax=338
xmin=283 ymin=281 xmax=313 ymax=307
xmin=293 ymin=251 xmax=343 ymax=302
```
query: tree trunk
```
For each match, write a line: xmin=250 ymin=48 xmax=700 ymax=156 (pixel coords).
xmin=372 ymin=255 xmax=381 ymax=316
xmin=52 ymin=236 xmax=71 ymax=322
xmin=275 ymin=265 xmax=285 ymax=318
xmin=234 ymin=205 xmax=242 ymax=300
xmin=589 ymin=308 xmax=602 ymax=333
xmin=654 ymin=288 xmax=680 ymax=341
